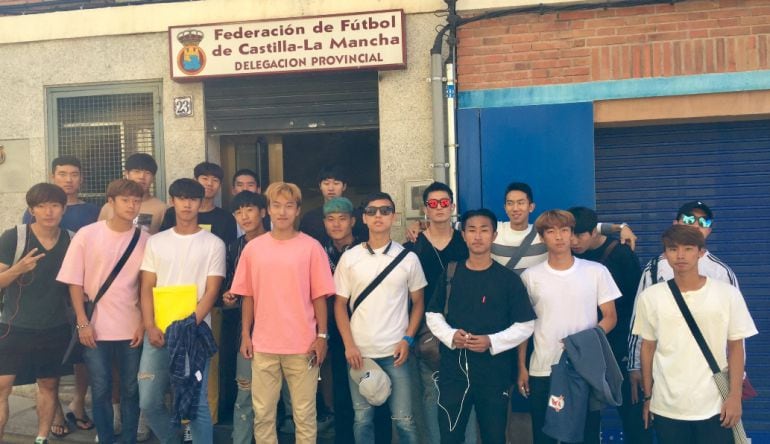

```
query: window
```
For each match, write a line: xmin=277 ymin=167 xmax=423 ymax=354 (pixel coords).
xmin=47 ymin=82 xmax=164 ymax=205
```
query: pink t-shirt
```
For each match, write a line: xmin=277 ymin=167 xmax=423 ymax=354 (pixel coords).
xmin=229 ymin=232 xmax=335 ymax=354
xmin=57 ymin=221 xmax=149 ymax=341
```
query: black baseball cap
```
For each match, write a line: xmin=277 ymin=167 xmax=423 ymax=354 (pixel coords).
xmin=676 ymin=201 xmax=713 ymax=220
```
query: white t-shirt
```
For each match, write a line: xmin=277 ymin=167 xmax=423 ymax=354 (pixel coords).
xmin=628 ymin=250 xmax=739 ymax=370
xmin=335 ymin=241 xmax=427 ymax=358
xmin=521 ymin=257 xmax=621 ymax=376
xmin=632 ymin=278 xmax=757 ymax=420
xmin=491 ymin=223 xmax=548 ymax=274
xmin=140 ymin=228 xmax=226 ymax=326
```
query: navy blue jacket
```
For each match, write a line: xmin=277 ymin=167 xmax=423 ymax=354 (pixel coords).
xmin=543 ymin=327 xmax=623 ymax=443
xmin=166 ymin=314 xmax=218 ymax=426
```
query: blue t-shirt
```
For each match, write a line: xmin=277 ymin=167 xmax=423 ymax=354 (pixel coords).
xmin=22 ymin=201 xmax=100 ymax=232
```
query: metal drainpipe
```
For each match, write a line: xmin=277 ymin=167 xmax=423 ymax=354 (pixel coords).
xmin=445 ymin=61 xmax=458 ymax=214
xmin=430 ymin=51 xmax=448 ymax=184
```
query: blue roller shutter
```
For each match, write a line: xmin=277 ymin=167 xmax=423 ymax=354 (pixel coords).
xmin=595 ymin=120 xmax=770 ymax=441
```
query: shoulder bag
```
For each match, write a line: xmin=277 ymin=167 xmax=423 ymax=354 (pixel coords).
xmin=62 ymin=228 xmax=141 ymax=364
xmin=667 ymin=279 xmax=748 ymax=444
xmin=414 ymin=261 xmax=458 ymax=371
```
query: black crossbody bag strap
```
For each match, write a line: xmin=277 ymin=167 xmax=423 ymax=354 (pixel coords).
xmin=350 ymin=248 xmax=410 ymax=315
xmin=89 ymin=228 xmax=141 ymax=317
xmin=667 ymin=279 xmax=721 ymax=374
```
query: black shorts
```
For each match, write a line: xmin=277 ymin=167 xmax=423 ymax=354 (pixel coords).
xmin=0 ymin=323 xmax=71 ymax=380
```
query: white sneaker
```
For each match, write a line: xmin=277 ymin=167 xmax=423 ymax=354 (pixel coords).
xmin=136 ymin=413 xmax=151 ymax=442
xmin=182 ymin=423 xmax=193 ymax=443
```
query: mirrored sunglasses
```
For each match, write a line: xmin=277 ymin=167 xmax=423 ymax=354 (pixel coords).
xmin=425 ymin=198 xmax=451 ymax=209
xmin=681 ymin=214 xmax=713 ymax=228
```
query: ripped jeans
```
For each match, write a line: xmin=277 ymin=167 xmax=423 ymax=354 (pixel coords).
xmin=137 ymin=335 xmax=212 ymax=444
xmin=348 ymin=356 xmax=418 ymax=444
xmin=232 ymin=352 xmax=254 ymax=444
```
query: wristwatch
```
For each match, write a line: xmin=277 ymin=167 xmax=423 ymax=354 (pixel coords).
xmin=317 ymin=333 xmax=329 ymax=339
xmin=619 ymin=222 xmax=628 ymax=230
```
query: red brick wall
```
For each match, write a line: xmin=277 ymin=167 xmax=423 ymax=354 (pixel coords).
xmin=457 ymin=0 xmax=770 ymax=90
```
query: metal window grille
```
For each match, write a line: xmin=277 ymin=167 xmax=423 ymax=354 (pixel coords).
xmin=48 ymin=83 xmax=164 ymax=205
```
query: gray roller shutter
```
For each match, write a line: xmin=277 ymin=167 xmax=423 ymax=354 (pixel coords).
xmin=204 ymin=71 xmax=378 ymax=134
xmin=595 ymin=120 xmax=770 ymax=440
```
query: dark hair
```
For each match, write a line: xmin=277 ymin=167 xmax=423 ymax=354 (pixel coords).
xmin=364 ymin=191 xmax=395 ymax=209
xmin=662 ymin=225 xmax=706 ymax=250
xmin=51 ymin=155 xmax=82 ymax=172
xmin=125 ymin=153 xmax=158 ymax=175
xmin=168 ymin=178 xmax=205 ymax=199
xmin=106 ymin=179 xmax=144 ymax=200
xmin=26 ymin=182 xmax=67 ymax=208
xmin=316 ymin=164 xmax=348 ymax=185
xmin=504 ymin=182 xmax=534 ymax=203
xmin=569 ymin=206 xmax=598 ymax=235
xmin=232 ymin=169 xmax=259 ymax=187
xmin=460 ymin=208 xmax=498 ymax=231
xmin=231 ymin=191 xmax=267 ymax=212
xmin=422 ymin=181 xmax=453 ymax=204
xmin=534 ymin=209 xmax=575 ymax=236
xmin=193 ymin=162 xmax=224 ymax=181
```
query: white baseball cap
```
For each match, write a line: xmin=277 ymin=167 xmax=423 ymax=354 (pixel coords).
xmin=349 ymin=358 xmax=392 ymax=406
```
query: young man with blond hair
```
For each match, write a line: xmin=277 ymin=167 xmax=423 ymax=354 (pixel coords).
xmin=58 ymin=179 xmax=150 ymax=444
xmin=519 ymin=210 xmax=620 ymax=444
xmin=230 ymin=182 xmax=335 ymax=444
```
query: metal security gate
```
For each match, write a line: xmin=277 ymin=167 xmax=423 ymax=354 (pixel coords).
xmin=595 ymin=120 xmax=770 ymax=441
xmin=204 ymin=71 xmax=379 ymax=135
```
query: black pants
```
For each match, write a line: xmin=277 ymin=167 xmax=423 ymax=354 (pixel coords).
xmin=617 ymin=371 xmax=654 ymax=444
xmin=654 ymin=414 xmax=733 ymax=444
xmin=529 ymin=376 xmax=600 ymax=444
xmin=437 ymin=379 xmax=508 ymax=444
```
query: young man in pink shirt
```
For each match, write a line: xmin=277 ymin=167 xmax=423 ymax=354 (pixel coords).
xmin=230 ymin=182 xmax=335 ymax=444
xmin=57 ymin=179 xmax=149 ymax=444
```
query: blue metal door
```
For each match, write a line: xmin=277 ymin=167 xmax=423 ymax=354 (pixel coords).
xmin=457 ymin=103 xmax=596 ymax=218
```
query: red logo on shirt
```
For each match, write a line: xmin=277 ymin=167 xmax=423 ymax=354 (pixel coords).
xmin=548 ymin=395 xmax=565 ymax=412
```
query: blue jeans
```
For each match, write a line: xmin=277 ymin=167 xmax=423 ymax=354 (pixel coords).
xmin=137 ymin=335 xmax=212 ymax=444
xmin=232 ymin=352 xmax=254 ymax=444
xmin=82 ymin=340 xmax=141 ymax=444
xmin=348 ymin=356 xmax=418 ymax=444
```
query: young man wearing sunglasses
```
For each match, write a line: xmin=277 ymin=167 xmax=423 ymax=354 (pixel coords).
xmin=627 ymin=201 xmax=740 ymax=411
xmin=404 ymin=182 xmax=474 ymax=444
xmin=334 ymin=192 xmax=427 ymax=444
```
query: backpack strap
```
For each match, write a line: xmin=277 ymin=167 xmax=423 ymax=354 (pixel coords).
xmin=442 ymin=261 xmax=458 ymax=316
xmin=13 ymin=225 xmax=27 ymax=265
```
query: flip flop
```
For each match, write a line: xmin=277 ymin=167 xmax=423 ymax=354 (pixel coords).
xmin=66 ymin=411 xmax=95 ymax=431
xmin=50 ymin=422 xmax=70 ymax=438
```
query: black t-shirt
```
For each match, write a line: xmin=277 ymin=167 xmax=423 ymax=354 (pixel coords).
xmin=160 ymin=206 xmax=237 ymax=245
xmin=299 ymin=205 xmax=368 ymax=243
xmin=405 ymin=231 xmax=468 ymax=309
xmin=575 ymin=237 xmax=641 ymax=363
xmin=0 ymin=226 xmax=71 ymax=329
xmin=428 ymin=261 xmax=535 ymax=386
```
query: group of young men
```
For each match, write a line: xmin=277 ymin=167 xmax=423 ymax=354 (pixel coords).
xmin=0 ymin=154 xmax=757 ymax=444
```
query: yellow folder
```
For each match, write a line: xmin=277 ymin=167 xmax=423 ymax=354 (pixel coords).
xmin=153 ymin=284 xmax=197 ymax=333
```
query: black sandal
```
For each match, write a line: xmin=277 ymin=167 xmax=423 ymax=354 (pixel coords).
xmin=66 ymin=411 xmax=95 ymax=430
xmin=50 ymin=422 xmax=70 ymax=438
